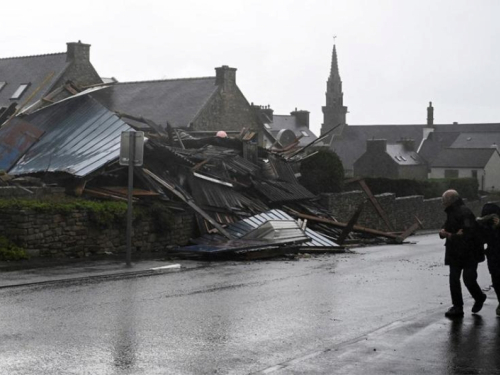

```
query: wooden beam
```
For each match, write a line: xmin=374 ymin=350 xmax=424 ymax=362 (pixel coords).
xmin=395 ymin=217 xmax=424 ymax=243
xmin=288 ymin=211 xmax=399 ymax=240
xmin=337 ymin=201 xmax=364 ymax=245
xmin=143 ymin=169 xmax=234 ymax=239
xmin=358 ymin=179 xmax=394 ymax=232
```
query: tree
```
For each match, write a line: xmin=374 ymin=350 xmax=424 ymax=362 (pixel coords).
xmin=299 ymin=149 xmax=344 ymax=194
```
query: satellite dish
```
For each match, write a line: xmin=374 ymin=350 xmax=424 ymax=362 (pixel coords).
xmin=276 ymin=129 xmax=297 ymax=147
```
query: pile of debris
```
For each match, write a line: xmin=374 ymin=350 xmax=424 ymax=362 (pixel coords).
xmin=0 ymin=91 xmax=421 ymax=260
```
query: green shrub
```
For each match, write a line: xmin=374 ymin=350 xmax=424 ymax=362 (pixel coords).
xmin=0 ymin=236 xmax=28 ymax=261
xmin=299 ymin=150 xmax=344 ymax=194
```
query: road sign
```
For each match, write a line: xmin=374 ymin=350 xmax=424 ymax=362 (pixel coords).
xmin=120 ymin=131 xmax=144 ymax=166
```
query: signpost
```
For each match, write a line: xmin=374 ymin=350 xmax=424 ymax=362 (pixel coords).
xmin=119 ymin=131 xmax=144 ymax=267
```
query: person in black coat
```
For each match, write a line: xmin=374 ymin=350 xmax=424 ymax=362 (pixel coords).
xmin=439 ymin=189 xmax=486 ymax=318
xmin=477 ymin=202 xmax=500 ymax=316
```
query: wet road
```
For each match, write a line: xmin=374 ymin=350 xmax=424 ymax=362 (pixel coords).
xmin=0 ymin=234 xmax=498 ymax=374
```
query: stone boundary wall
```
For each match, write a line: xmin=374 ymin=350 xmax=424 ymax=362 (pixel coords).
xmin=0 ymin=208 xmax=195 ymax=259
xmin=320 ymin=191 xmax=495 ymax=232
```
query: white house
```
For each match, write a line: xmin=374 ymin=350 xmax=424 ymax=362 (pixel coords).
xmin=430 ymin=148 xmax=500 ymax=192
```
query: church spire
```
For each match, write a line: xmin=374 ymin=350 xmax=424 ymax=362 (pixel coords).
xmin=321 ymin=41 xmax=348 ymax=137
xmin=329 ymin=44 xmax=340 ymax=79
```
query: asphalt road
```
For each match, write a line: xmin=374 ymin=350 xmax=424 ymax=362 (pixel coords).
xmin=0 ymin=234 xmax=498 ymax=374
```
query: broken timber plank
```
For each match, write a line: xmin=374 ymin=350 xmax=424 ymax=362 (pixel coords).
xmin=143 ymin=168 xmax=234 ymax=240
xmin=289 ymin=211 xmax=399 ymax=240
xmin=395 ymin=217 xmax=424 ymax=243
xmin=357 ymin=179 xmax=394 ymax=232
xmin=337 ymin=201 xmax=364 ymax=245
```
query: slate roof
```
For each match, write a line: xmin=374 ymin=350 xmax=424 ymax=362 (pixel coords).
xmin=0 ymin=53 xmax=70 ymax=110
xmin=332 ymin=122 xmax=500 ymax=172
xmin=90 ymin=77 xmax=219 ymax=129
xmin=386 ymin=143 xmax=424 ymax=165
xmin=331 ymin=125 xmax=425 ymax=171
xmin=7 ymin=94 xmax=130 ymax=177
xmin=269 ymin=115 xmax=318 ymax=147
xmin=450 ymin=132 xmax=500 ymax=149
xmin=418 ymin=131 xmax=460 ymax=164
xmin=431 ymin=148 xmax=498 ymax=168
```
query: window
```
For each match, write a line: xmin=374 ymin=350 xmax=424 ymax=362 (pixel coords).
xmin=0 ymin=82 xmax=6 ymax=92
xmin=301 ymin=130 xmax=309 ymax=137
xmin=444 ymin=169 xmax=459 ymax=178
xmin=471 ymin=170 xmax=478 ymax=178
xmin=10 ymin=83 xmax=30 ymax=100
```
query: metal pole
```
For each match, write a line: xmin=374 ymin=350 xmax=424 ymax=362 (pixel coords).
xmin=126 ymin=132 xmax=135 ymax=267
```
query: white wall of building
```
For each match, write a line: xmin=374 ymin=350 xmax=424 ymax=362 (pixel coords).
xmin=430 ymin=151 xmax=500 ymax=191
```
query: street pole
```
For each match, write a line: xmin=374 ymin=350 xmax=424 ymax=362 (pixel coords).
xmin=126 ymin=132 xmax=135 ymax=267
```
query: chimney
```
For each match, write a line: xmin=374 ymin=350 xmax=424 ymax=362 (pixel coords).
xmin=427 ymin=101 xmax=434 ymax=126
xmin=251 ymin=103 xmax=274 ymax=123
xmin=215 ymin=65 xmax=237 ymax=91
xmin=291 ymin=109 xmax=310 ymax=128
xmin=366 ymin=139 xmax=387 ymax=153
xmin=66 ymin=41 xmax=91 ymax=62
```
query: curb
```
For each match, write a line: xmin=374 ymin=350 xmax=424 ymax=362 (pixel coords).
xmin=0 ymin=263 xmax=182 ymax=290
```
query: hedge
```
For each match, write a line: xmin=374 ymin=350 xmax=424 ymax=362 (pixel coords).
xmin=345 ymin=177 xmax=479 ymax=200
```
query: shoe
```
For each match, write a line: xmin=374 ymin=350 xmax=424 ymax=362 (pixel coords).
xmin=472 ymin=293 xmax=487 ymax=313
xmin=445 ymin=306 xmax=464 ymax=318
xmin=496 ymin=304 xmax=500 ymax=317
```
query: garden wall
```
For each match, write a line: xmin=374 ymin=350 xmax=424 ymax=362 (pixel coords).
xmin=321 ymin=191 xmax=495 ymax=232
xmin=0 ymin=207 xmax=195 ymax=259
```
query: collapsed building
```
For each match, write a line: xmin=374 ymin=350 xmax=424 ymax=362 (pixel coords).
xmin=0 ymin=84 xmax=420 ymax=260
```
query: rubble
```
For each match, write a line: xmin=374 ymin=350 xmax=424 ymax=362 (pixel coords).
xmin=0 ymin=90 xmax=423 ymax=260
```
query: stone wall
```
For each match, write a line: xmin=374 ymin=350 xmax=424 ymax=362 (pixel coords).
xmin=321 ymin=191 xmax=495 ymax=232
xmin=0 ymin=208 xmax=195 ymax=259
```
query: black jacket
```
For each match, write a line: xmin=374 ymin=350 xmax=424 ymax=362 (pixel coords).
xmin=443 ymin=198 xmax=484 ymax=266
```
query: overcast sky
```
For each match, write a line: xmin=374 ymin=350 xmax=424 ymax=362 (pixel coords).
xmin=3 ymin=0 xmax=499 ymax=135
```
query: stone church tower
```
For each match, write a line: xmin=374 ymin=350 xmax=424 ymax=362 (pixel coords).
xmin=321 ymin=44 xmax=348 ymax=137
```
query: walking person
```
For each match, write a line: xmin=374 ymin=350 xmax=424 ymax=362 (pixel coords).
xmin=477 ymin=203 xmax=500 ymax=316
xmin=439 ymin=189 xmax=486 ymax=318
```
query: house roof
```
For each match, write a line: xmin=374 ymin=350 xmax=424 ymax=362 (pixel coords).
xmin=450 ymin=132 xmax=500 ymax=149
xmin=431 ymin=148 xmax=498 ymax=168
xmin=418 ymin=131 xmax=460 ymax=164
xmin=0 ymin=53 xmax=70 ymax=110
xmin=7 ymin=94 xmax=130 ymax=177
xmin=332 ymin=122 xmax=500 ymax=171
xmin=386 ymin=143 xmax=424 ymax=166
xmin=331 ymin=125 xmax=425 ymax=171
xmin=90 ymin=77 xmax=219 ymax=129
xmin=269 ymin=115 xmax=318 ymax=147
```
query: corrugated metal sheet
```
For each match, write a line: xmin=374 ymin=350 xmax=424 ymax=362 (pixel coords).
xmin=241 ymin=220 xmax=309 ymax=243
xmin=253 ymin=180 xmax=315 ymax=203
xmin=225 ymin=209 xmax=339 ymax=248
xmin=189 ymin=175 xmax=269 ymax=212
xmin=0 ymin=118 xmax=44 ymax=171
xmin=9 ymin=95 xmax=131 ymax=177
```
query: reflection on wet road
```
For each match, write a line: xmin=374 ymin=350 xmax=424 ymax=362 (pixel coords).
xmin=0 ymin=234 xmax=497 ymax=374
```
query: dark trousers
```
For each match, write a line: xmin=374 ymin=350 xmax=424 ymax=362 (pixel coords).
xmin=449 ymin=264 xmax=484 ymax=307
xmin=487 ymin=254 xmax=500 ymax=303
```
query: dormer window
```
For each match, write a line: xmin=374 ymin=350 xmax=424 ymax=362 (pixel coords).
xmin=0 ymin=82 xmax=6 ymax=92
xmin=10 ymin=83 xmax=30 ymax=100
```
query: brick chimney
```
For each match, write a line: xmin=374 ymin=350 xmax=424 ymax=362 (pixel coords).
xmin=66 ymin=41 xmax=91 ymax=62
xmin=291 ymin=108 xmax=310 ymax=128
xmin=427 ymin=101 xmax=434 ymax=126
xmin=366 ymin=139 xmax=387 ymax=153
xmin=215 ymin=65 xmax=237 ymax=91
xmin=251 ymin=104 xmax=274 ymax=123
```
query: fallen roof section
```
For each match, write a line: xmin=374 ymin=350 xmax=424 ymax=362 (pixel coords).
xmin=7 ymin=95 xmax=131 ymax=177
